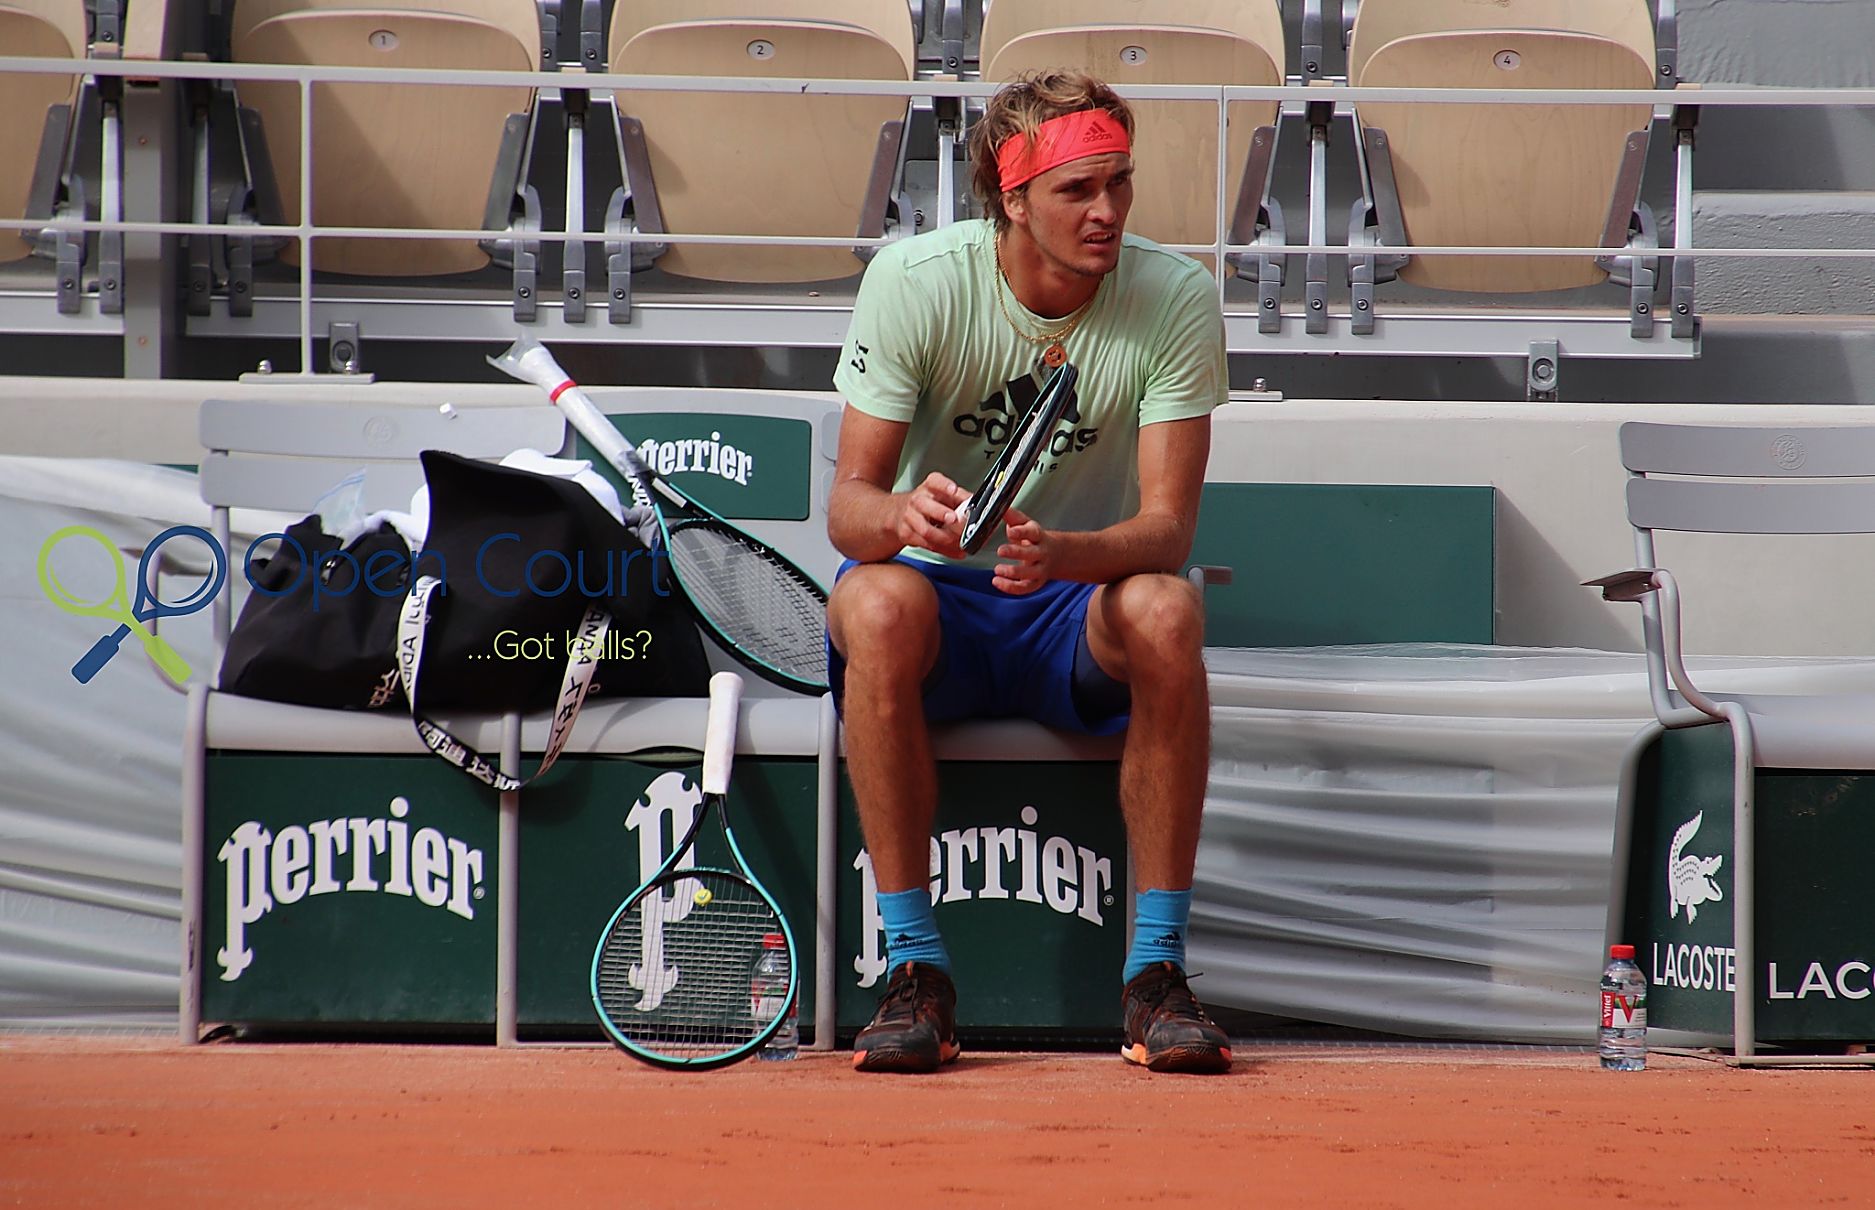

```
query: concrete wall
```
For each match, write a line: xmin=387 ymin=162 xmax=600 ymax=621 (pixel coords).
xmin=1679 ymin=2 xmax=1875 ymax=324
xmin=1681 ymin=0 xmax=1875 ymax=188
xmin=1208 ymin=398 xmax=1875 ymax=656
xmin=8 ymin=377 xmax=1875 ymax=656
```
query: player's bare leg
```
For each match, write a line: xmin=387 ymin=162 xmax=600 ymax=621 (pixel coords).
xmin=1086 ymin=572 xmax=1231 ymax=1073
xmin=1085 ymin=572 xmax=1209 ymax=886
xmin=828 ymin=562 xmax=961 ymax=1072
xmin=828 ymin=562 xmax=943 ymax=894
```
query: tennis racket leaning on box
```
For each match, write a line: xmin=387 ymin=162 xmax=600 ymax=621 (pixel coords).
xmin=490 ymin=332 xmax=829 ymax=694
xmin=959 ymin=360 xmax=1080 ymax=556
xmin=588 ymin=671 xmax=799 ymax=1069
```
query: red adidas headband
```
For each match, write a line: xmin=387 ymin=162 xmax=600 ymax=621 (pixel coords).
xmin=994 ymin=109 xmax=1131 ymax=193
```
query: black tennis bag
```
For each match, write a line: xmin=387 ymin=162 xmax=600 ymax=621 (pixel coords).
xmin=220 ymin=450 xmax=709 ymax=711
xmin=218 ymin=512 xmax=411 ymax=709
xmin=411 ymin=449 xmax=709 ymax=710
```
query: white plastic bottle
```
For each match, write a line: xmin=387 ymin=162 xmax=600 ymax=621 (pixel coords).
xmin=1599 ymin=943 xmax=1647 ymax=1071
xmin=752 ymin=932 xmax=798 ymax=1061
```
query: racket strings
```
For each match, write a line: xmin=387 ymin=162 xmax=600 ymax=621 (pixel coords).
xmin=668 ymin=524 xmax=828 ymax=686
xmin=594 ymin=868 xmax=787 ymax=1061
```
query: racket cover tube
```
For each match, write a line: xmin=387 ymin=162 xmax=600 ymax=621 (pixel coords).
xmin=490 ymin=331 xmax=660 ymax=495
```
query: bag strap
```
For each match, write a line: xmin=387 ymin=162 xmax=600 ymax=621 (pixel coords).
xmin=395 ymin=575 xmax=607 ymax=793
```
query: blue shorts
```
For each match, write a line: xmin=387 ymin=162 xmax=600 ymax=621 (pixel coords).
xmin=826 ymin=556 xmax=1131 ymax=736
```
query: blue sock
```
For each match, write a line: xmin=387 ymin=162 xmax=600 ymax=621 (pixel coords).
xmin=878 ymin=887 xmax=951 ymax=975
xmin=1124 ymin=888 xmax=1193 ymax=983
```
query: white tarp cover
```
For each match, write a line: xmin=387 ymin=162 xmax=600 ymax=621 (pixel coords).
xmin=1195 ymin=645 xmax=1875 ymax=1044
xmin=1 ymin=458 xmax=300 ymax=1029
xmin=8 ymin=457 xmax=1875 ymax=1040
xmin=3 ymin=459 xmax=217 ymax=1028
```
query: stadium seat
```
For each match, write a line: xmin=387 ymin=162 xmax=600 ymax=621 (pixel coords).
xmin=979 ymin=0 xmax=1287 ymax=286
xmin=1589 ymin=422 xmax=1875 ymax=1066
xmin=1 ymin=0 xmax=87 ymax=264
xmin=227 ymin=0 xmax=543 ymax=276
xmin=1344 ymin=0 xmax=1660 ymax=297
xmin=604 ymin=0 xmax=916 ymax=284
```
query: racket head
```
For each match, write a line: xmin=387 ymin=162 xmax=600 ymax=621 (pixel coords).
xmin=960 ymin=361 xmax=1080 ymax=556
xmin=590 ymin=858 xmax=797 ymax=1070
xmin=662 ymin=515 xmax=830 ymax=694
xmin=514 ymin=352 xmax=831 ymax=691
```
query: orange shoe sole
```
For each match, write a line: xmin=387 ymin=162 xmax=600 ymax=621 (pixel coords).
xmin=852 ymin=1037 xmax=962 ymax=1073
xmin=1121 ymin=1041 xmax=1232 ymax=1074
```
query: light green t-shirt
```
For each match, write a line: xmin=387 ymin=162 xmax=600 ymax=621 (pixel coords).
xmin=833 ymin=219 xmax=1227 ymax=569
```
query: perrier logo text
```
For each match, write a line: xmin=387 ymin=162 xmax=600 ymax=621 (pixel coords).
xmin=852 ymin=804 xmax=1114 ymax=989
xmin=217 ymin=794 xmax=485 ymax=981
xmin=634 ymin=431 xmax=754 ymax=485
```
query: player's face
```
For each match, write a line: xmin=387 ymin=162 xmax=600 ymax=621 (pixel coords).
xmin=1005 ymin=152 xmax=1134 ymax=279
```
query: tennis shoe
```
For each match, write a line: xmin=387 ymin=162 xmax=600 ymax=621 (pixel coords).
xmin=852 ymin=962 xmax=961 ymax=1074
xmin=1121 ymin=962 xmax=1232 ymax=1074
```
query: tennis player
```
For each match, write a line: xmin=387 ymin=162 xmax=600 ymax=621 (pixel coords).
xmin=827 ymin=70 xmax=1230 ymax=1074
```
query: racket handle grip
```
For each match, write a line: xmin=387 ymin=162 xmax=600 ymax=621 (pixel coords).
xmin=700 ymin=671 xmax=744 ymax=795
xmin=70 ymin=628 xmax=125 ymax=684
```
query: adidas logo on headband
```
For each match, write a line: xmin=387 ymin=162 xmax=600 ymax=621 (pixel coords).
xmin=995 ymin=109 xmax=1132 ymax=191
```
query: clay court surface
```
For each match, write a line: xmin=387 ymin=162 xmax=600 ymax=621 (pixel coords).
xmin=6 ymin=1036 xmax=1875 ymax=1207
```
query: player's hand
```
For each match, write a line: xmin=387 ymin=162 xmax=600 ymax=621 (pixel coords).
xmin=897 ymin=472 xmax=969 ymax=559
xmin=992 ymin=507 xmax=1052 ymax=595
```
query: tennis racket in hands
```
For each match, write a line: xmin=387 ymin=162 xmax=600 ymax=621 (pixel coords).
xmin=589 ymin=672 xmax=799 ymax=1070
xmin=959 ymin=360 xmax=1079 ymax=556
xmin=490 ymin=332 xmax=829 ymax=694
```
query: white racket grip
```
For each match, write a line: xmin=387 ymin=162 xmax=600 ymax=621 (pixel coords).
xmin=700 ymin=671 xmax=744 ymax=795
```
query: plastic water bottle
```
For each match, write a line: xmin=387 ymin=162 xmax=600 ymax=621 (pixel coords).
xmin=1599 ymin=943 xmax=1647 ymax=1071
xmin=752 ymin=933 xmax=798 ymax=1061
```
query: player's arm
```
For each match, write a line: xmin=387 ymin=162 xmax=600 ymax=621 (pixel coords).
xmin=1002 ymin=412 xmax=1211 ymax=586
xmin=828 ymin=404 xmax=970 ymax=563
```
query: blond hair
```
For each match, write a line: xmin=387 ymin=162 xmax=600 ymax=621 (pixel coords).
xmin=968 ymin=70 xmax=1135 ymax=232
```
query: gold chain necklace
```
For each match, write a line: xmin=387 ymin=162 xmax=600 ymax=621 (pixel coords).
xmin=993 ymin=238 xmax=1098 ymax=368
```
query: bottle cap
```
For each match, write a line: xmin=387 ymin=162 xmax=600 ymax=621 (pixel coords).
xmin=1609 ymin=944 xmax=1635 ymax=959
xmin=762 ymin=933 xmax=785 ymax=948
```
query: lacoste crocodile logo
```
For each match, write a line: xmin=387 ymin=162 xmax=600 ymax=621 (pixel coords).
xmin=1668 ymin=811 xmax=1725 ymax=923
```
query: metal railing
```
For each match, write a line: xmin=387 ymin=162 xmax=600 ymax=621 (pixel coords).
xmin=5 ymin=53 xmax=1875 ymax=373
